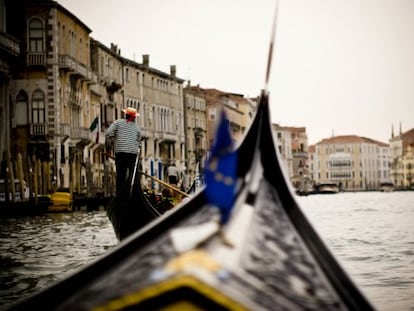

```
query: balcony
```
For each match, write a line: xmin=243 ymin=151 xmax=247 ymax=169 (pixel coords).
xmin=59 ymin=123 xmax=71 ymax=137
xmin=194 ymin=149 xmax=206 ymax=161
xmin=292 ymin=151 xmax=308 ymax=158
xmin=30 ymin=123 xmax=47 ymax=136
xmin=0 ymin=31 xmax=19 ymax=57
xmin=72 ymin=127 xmax=90 ymax=141
xmin=194 ymin=127 xmax=205 ymax=138
xmin=27 ymin=52 xmax=46 ymax=66
xmin=156 ymin=131 xmax=177 ymax=143
xmin=58 ymin=54 xmax=97 ymax=83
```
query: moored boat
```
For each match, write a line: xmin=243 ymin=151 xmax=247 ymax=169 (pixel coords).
xmin=0 ymin=178 xmax=31 ymax=203
xmin=379 ymin=182 xmax=394 ymax=192
xmin=318 ymin=182 xmax=340 ymax=194
xmin=47 ymin=190 xmax=72 ymax=212
xmin=0 ymin=179 xmax=49 ymax=217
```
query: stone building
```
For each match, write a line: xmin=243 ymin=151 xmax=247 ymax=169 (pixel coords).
xmin=3 ymin=0 xmax=187 ymax=196
xmin=5 ymin=0 xmax=97 ymax=194
xmin=272 ymin=126 xmax=309 ymax=189
xmin=126 ymin=55 xmax=186 ymax=188
xmin=183 ymin=85 xmax=208 ymax=185
xmin=89 ymin=40 xmax=124 ymax=195
xmin=189 ymin=87 xmax=254 ymax=146
xmin=311 ymin=135 xmax=390 ymax=191
xmin=271 ymin=124 xmax=294 ymax=181
xmin=389 ymin=127 xmax=414 ymax=188
xmin=0 ymin=0 xmax=20 ymax=163
xmin=90 ymin=43 xmax=186 ymax=193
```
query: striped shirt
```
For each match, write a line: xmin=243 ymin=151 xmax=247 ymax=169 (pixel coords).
xmin=105 ymin=119 xmax=141 ymax=154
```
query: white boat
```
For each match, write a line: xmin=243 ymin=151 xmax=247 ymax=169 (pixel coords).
xmin=0 ymin=179 xmax=30 ymax=202
xmin=379 ymin=182 xmax=394 ymax=192
xmin=318 ymin=182 xmax=339 ymax=194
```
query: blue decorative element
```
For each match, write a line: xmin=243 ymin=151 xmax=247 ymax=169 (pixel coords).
xmin=204 ymin=110 xmax=237 ymax=224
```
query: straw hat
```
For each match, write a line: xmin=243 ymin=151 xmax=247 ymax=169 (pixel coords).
xmin=122 ymin=107 xmax=139 ymax=117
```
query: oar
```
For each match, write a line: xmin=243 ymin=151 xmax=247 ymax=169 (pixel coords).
xmin=103 ymin=152 xmax=190 ymax=197
xmin=129 ymin=147 xmax=141 ymax=196
xmin=139 ymin=170 xmax=190 ymax=198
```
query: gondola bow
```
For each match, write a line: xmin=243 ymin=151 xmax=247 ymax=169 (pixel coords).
xmin=7 ymin=91 xmax=375 ymax=311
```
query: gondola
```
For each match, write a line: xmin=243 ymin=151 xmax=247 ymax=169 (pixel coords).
xmin=105 ymin=145 xmax=193 ymax=241
xmin=7 ymin=89 xmax=375 ymax=310
xmin=106 ymin=166 xmax=161 ymax=241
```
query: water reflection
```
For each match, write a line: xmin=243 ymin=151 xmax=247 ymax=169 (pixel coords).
xmin=0 ymin=211 xmax=117 ymax=309
xmin=1 ymin=192 xmax=413 ymax=311
xmin=298 ymin=191 xmax=414 ymax=311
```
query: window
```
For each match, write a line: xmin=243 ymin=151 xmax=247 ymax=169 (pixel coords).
xmin=208 ymin=108 xmax=216 ymax=121
xmin=28 ymin=18 xmax=44 ymax=52
xmin=16 ymin=91 xmax=28 ymax=125
xmin=71 ymin=105 xmax=81 ymax=128
xmin=125 ymin=68 xmax=129 ymax=82
xmin=32 ymin=90 xmax=45 ymax=123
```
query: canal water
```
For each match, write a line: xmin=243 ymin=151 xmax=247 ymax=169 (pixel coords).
xmin=0 ymin=191 xmax=413 ymax=310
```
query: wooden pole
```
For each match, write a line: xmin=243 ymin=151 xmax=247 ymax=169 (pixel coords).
xmin=77 ymin=153 xmax=81 ymax=194
xmin=37 ymin=159 xmax=42 ymax=195
xmin=33 ymin=155 xmax=38 ymax=204
xmin=7 ymin=152 xmax=16 ymax=203
xmin=140 ymin=170 xmax=190 ymax=198
xmin=42 ymin=161 xmax=49 ymax=194
xmin=46 ymin=161 xmax=51 ymax=193
xmin=70 ymin=160 xmax=75 ymax=196
xmin=16 ymin=153 xmax=25 ymax=201
xmin=26 ymin=155 xmax=33 ymax=199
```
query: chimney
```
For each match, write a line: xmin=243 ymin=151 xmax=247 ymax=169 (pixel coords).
xmin=110 ymin=43 xmax=118 ymax=53
xmin=170 ymin=65 xmax=176 ymax=77
xmin=143 ymin=54 xmax=149 ymax=66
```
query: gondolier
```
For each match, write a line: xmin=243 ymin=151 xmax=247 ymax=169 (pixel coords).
xmin=167 ymin=163 xmax=178 ymax=185
xmin=105 ymin=107 xmax=141 ymax=195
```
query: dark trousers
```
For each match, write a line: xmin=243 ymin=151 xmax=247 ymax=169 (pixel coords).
xmin=168 ymin=175 xmax=178 ymax=185
xmin=115 ymin=152 xmax=137 ymax=195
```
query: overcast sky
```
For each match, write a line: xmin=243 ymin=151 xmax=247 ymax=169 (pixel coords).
xmin=59 ymin=0 xmax=414 ymax=145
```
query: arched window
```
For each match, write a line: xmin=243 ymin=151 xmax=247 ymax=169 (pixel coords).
xmin=28 ymin=18 xmax=44 ymax=52
xmin=32 ymin=90 xmax=45 ymax=123
xmin=16 ymin=91 xmax=29 ymax=125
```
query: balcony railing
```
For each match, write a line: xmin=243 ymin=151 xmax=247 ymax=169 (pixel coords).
xmin=0 ymin=31 xmax=19 ymax=57
xmin=72 ymin=127 xmax=90 ymax=140
xmin=59 ymin=123 xmax=71 ymax=137
xmin=292 ymin=151 xmax=308 ymax=158
xmin=27 ymin=52 xmax=46 ymax=66
xmin=156 ymin=131 xmax=177 ymax=143
xmin=30 ymin=123 xmax=47 ymax=136
xmin=58 ymin=54 xmax=96 ymax=82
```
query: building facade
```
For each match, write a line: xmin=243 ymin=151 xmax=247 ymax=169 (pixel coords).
xmin=271 ymin=124 xmax=294 ymax=181
xmin=5 ymin=0 xmax=97 ymax=195
xmin=0 ymin=0 xmax=20 ymax=164
xmin=133 ymin=55 xmax=186 ymax=189
xmin=194 ymin=88 xmax=252 ymax=146
xmin=311 ymin=135 xmax=390 ymax=191
xmin=183 ymin=85 xmax=208 ymax=186
xmin=2 ymin=0 xmax=187 ymax=196
xmin=389 ymin=127 xmax=414 ymax=188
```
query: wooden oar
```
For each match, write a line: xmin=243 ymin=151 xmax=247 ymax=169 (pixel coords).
xmin=103 ymin=152 xmax=190 ymax=197
xmin=139 ymin=171 xmax=190 ymax=198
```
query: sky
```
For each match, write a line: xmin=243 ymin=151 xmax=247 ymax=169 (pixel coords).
xmin=58 ymin=0 xmax=414 ymax=145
